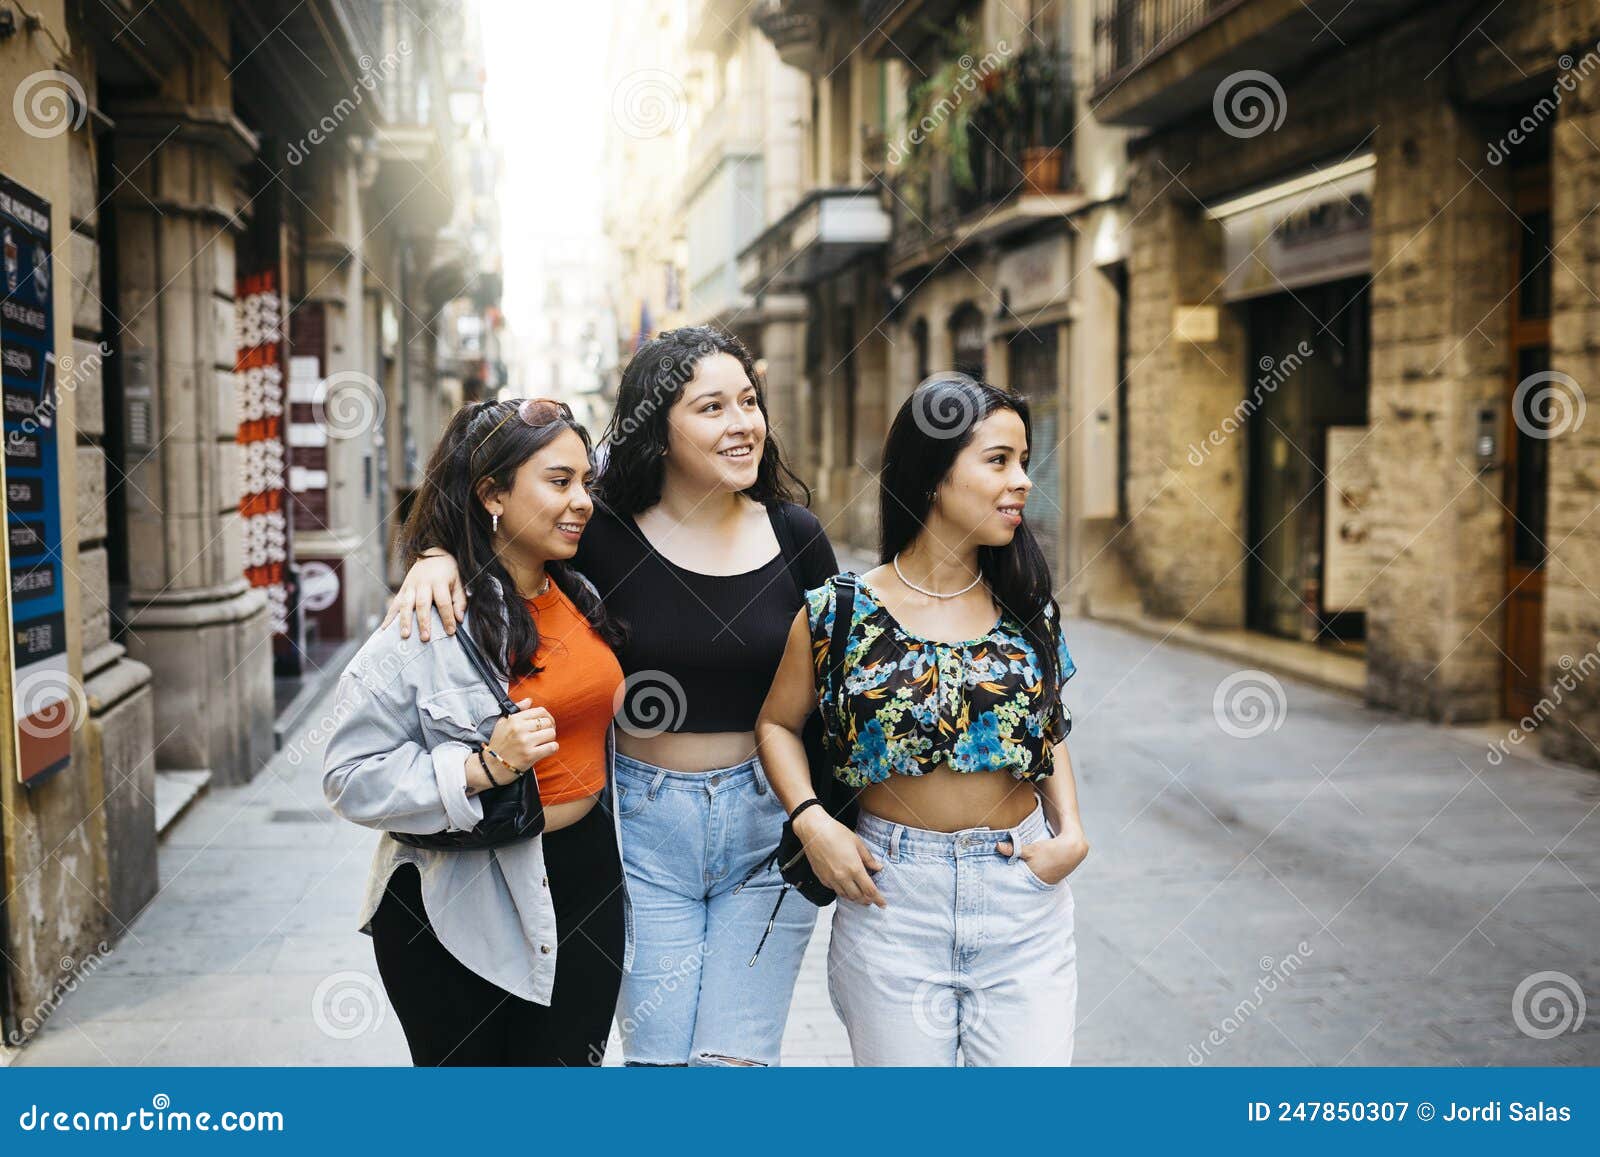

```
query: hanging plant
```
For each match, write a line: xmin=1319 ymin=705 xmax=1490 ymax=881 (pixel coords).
xmin=896 ymin=15 xmax=1020 ymax=207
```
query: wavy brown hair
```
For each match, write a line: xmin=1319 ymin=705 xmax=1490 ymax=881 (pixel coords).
xmin=396 ymin=400 xmax=621 ymax=679
xmin=594 ymin=325 xmax=809 ymax=516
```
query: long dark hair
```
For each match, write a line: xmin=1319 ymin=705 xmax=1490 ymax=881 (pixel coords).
xmin=879 ymin=372 xmax=1063 ymax=723
xmin=594 ymin=325 xmax=809 ymax=515
xmin=396 ymin=400 xmax=621 ymax=680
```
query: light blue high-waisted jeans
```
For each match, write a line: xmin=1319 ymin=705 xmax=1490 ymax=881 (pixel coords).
xmin=828 ymin=799 xmax=1078 ymax=1066
xmin=613 ymin=751 xmax=818 ymax=1066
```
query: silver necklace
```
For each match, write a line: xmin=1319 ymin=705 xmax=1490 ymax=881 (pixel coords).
xmin=892 ymin=553 xmax=982 ymax=599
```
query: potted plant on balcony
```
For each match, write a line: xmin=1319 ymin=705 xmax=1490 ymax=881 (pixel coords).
xmin=894 ymin=15 xmax=1020 ymax=215
xmin=1016 ymin=46 xmax=1068 ymax=194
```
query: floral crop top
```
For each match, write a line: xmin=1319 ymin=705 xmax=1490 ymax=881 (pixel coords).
xmin=804 ymin=574 xmax=1076 ymax=787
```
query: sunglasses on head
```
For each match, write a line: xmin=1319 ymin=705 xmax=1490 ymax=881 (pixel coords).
xmin=472 ymin=397 xmax=574 ymax=459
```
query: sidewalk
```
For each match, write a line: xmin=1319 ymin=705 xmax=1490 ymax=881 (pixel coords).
xmin=11 ymin=612 xmax=1599 ymax=1065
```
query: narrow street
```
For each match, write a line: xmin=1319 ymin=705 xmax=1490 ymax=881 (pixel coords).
xmin=12 ymin=615 xmax=1598 ymax=1066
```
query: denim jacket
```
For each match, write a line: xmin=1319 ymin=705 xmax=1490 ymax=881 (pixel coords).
xmin=321 ymin=585 xmax=634 ymax=1006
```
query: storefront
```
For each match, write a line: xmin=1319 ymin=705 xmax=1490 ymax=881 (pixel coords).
xmin=1206 ymin=155 xmax=1374 ymax=646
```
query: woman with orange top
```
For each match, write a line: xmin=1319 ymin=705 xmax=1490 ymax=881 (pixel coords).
xmin=323 ymin=399 xmax=630 ymax=1066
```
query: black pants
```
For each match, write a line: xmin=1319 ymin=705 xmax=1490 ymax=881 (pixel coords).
xmin=370 ymin=803 xmax=625 ymax=1066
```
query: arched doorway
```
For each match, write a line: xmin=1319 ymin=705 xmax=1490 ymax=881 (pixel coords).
xmin=948 ymin=303 xmax=986 ymax=378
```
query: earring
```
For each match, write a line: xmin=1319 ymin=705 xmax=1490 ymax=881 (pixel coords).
xmin=492 ymin=512 xmax=499 ymax=534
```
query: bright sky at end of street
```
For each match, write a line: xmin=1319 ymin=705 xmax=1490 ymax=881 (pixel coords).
xmin=479 ymin=0 xmax=616 ymax=330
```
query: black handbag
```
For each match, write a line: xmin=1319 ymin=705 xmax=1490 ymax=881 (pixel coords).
xmin=391 ymin=621 xmax=546 ymax=852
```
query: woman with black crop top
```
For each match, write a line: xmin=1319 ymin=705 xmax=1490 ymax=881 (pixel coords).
xmin=385 ymin=327 xmax=837 ymax=1067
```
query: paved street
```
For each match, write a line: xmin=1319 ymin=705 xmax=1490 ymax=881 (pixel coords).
xmin=11 ymin=616 xmax=1599 ymax=1066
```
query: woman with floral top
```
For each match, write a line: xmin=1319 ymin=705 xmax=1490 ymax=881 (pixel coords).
xmin=756 ymin=372 xmax=1089 ymax=1067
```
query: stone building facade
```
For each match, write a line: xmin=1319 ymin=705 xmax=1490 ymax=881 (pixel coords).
xmin=738 ymin=0 xmax=1128 ymax=593
xmin=0 ymin=0 xmax=497 ymax=1048
xmin=1089 ymin=0 xmax=1600 ymax=766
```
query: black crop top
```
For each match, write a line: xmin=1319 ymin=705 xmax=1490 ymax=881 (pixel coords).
xmin=572 ymin=501 xmax=838 ymax=734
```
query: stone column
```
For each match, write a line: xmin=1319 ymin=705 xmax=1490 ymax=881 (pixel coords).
xmin=758 ymin=293 xmax=809 ymax=476
xmin=67 ymin=68 xmax=157 ymax=929
xmin=848 ymin=266 xmax=889 ymax=548
xmin=1120 ymin=151 xmax=1247 ymax=626
xmin=1363 ymin=82 xmax=1513 ymax=723
xmin=109 ymin=99 xmax=273 ymax=784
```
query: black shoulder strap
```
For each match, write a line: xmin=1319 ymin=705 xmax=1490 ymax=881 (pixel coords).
xmin=767 ymin=502 xmax=808 ymax=601
xmin=453 ymin=620 xmax=519 ymax=716
xmin=827 ymin=575 xmax=857 ymax=743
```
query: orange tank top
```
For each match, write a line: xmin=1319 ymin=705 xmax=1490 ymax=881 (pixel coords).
xmin=507 ymin=581 xmax=623 ymax=806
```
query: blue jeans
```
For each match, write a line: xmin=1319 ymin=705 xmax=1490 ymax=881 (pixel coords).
xmin=828 ymin=799 xmax=1078 ymax=1066
xmin=613 ymin=751 xmax=818 ymax=1066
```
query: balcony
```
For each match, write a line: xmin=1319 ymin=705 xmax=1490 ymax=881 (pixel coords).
xmin=1091 ymin=0 xmax=1427 ymax=127
xmin=753 ymin=0 xmax=826 ymax=74
xmin=860 ymin=0 xmax=972 ymax=57
xmin=888 ymin=49 xmax=1078 ymax=274
xmin=739 ymin=187 xmax=892 ymax=294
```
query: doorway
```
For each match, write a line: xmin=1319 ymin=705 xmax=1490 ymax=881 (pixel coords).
xmin=1502 ymin=150 xmax=1552 ymax=719
xmin=1244 ymin=278 xmax=1370 ymax=642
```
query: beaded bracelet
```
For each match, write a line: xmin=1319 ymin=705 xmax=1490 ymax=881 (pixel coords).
xmin=477 ymin=748 xmax=503 ymax=788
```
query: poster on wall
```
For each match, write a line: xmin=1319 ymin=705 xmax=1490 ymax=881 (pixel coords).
xmin=1323 ymin=425 xmax=1375 ymax=613
xmin=0 ymin=174 xmax=71 ymax=786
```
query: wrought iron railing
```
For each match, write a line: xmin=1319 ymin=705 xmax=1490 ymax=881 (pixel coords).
xmin=1092 ymin=0 xmax=1239 ymax=85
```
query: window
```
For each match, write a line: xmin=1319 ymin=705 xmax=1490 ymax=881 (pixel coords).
xmin=948 ymin=303 xmax=986 ymax=378
xmin=912 ymin=317 xmax=930 ymax=383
